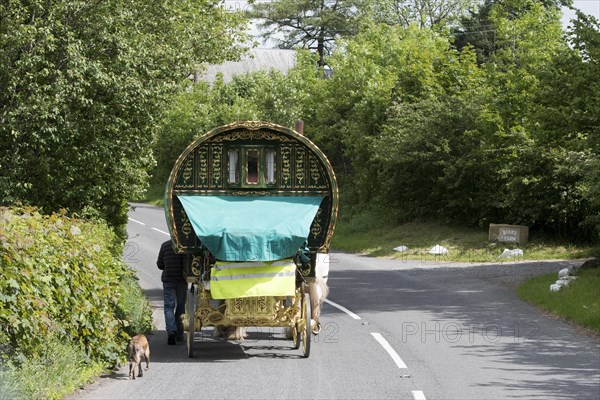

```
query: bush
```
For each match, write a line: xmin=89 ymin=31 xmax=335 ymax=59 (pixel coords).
xmin=0 ymin=206 xmax=149 ymax=365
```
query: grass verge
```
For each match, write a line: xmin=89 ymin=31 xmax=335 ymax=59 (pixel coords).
xmin=516 ymin=268 xmax=600 ymax=334
xmin=331 ymin=210 xmax=599 ymax=262
xmin=1 ymin=335 xmax=104 ymax=400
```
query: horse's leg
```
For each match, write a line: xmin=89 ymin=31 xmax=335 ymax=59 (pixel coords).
xmin=307 ymin=277 xmax=329 ymax=334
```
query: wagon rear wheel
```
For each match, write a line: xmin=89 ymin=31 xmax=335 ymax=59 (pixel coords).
xmin=186 ymin=284 xmax=197 ymax=358
xmin=300 ymin=293 xmax=311 ymax=358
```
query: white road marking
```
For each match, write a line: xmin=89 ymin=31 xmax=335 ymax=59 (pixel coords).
xmin=412 ymin=390 xmax=426 ymax=400
xmin=324 ymin=299 xmax=361 ymax=320
xmin=128 ymin=217 xmax=169 ymax=236
xmin=370 ymin=332 xmax=408 ymax=369
xmin=152 ymin=227 xmax=170 ymax=236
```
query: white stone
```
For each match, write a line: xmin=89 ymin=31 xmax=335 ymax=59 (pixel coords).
xmin=550 ymin=283 xmax=562 ymax=292
xmin=394 ymin=245 xmax=409 ymax=253
xmin=558 ymin=268 xmax=571 ymax=278
xmin=499 ymin=248 xmax=524 ymax=258
xmin=558 ymin=276 xmax=577 ymax=286
xmin=428 ymin=245 xmax=449 ymax=255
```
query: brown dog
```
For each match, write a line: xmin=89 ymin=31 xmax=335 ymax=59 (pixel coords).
xmin=127 ymin=334 xmax=150 ymax=379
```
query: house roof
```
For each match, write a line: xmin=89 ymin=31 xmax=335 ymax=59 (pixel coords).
xmin=200 ymin=48 xmax=297 ymax=84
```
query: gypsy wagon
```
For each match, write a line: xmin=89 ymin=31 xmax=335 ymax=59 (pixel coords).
xmin=164 ymin=121 xmax=338 ymax=358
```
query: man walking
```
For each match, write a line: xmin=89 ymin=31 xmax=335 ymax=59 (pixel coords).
xmin=157 ymin=239 xmax=188 ymax=345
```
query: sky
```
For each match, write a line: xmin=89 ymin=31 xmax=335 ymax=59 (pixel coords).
xmin=562 ymin=0 xmax=600 ymax=28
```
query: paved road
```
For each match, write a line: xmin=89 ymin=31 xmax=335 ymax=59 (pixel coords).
xmin=72 ymin=203 xmax=600 ymax=400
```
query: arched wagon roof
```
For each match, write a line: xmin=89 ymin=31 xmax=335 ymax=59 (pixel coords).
xmin=164 ymin=121 xmax=338 ymax=259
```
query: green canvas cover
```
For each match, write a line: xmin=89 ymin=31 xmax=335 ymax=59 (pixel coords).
xmin=177 ymin=195 xmax=324 ymax=261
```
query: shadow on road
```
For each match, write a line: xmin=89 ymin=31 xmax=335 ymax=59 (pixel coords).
xmin=326 ymin=261 xmax=600 ymax=399
xmin=123 ymin=326 xmax=303 ymax=367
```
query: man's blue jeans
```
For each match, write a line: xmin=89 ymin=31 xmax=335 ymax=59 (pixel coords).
xmin=163 ymin=281 xmax=188 ymax=336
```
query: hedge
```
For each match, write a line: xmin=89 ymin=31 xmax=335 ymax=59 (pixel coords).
xmin=0 ymin=206 xmax=149 ymax=366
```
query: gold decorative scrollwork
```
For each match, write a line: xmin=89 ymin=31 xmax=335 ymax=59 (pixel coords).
xmin=229 ymin=191 xmax=273 ymax=196
xmin=177 ymin=158 xmax=194 ymax=188
xmin=257 ymin=296 xmax=267 ymax=311
xmin=311 ymin=207 xmax=323 ymax=239
xmin=295 ymin=147 xmax=306 ymax=187
xmin=208 ymin=129 xmax=295 ymax=143
xmin=233 ymin=298 xmax=244 ymax=312
xmin=181 ymin=208 xmax=192 ymax=239
xmin=197 ymin=147 xmax=209 ymax=188
xmin=309 ymin=155 xmax=326 ymax=189
xmin=211 ymin=145 xmax=222 ymax=188
xmin=175 ymin=242 xmax=185 ymax=253
xmin=191 ymin=290 xmax=304 ymax=328
xmin=191 ymin=255 xmax=202 ymax=276
xmin=281 ymin=146 xmax=292 ymax=188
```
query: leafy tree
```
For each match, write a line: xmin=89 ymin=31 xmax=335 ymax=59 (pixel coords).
xmin=369 ymin=34 xmax=491 ymax=223
xmin=454 ymin=0 xmax=568 ymax=64
xmin=249 ymin=0 xmax=362 ymax=66
xmin=453 ymin=0 xmax=497 ymax=63
xmin=310 ymin=24 xmax=470 ymax=205
xmin=483 ymin=0 xmax=575 ymax=232
xmin=0 ymin=0 xmax=250 ymax=238
xmin=525 ymin=11 xmax=600 ymax=238
xmin=368 ymin=0 xmax=479 ymax=28
xmin=149 ymin=1 xmax=599 ymax=241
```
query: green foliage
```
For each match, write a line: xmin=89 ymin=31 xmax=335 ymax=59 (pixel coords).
xmin=517 ymin=267 xmax=600 ymax=333
xmin=150 ymin=78 xmax=262 ymax=189
xmin=529 ymin=12 xmax=600 ymax=239
xmin=0 ymin=0 xmax=250 ymax=238
xmin=322 ymin=1 xmax=597 ymax=240
xmin=1 ymin=334 xmax=103 ymax=400
xmin=0 ymin=207 xmax=148 ymax=366
xmin=314 ymin=23 xmax=487 ymax=209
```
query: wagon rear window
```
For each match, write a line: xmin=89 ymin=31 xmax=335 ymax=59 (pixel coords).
xmin=246 ymin=150 xmax=259 ymax=184
xmin=226 ymin=147 xmax=277 ymax=187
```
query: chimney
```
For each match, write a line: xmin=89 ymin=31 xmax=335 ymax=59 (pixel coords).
xmin=294 ymin=120 xmax=304 ymax=135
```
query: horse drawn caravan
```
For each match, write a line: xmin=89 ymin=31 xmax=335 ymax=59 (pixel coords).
xmin=164 ymin=121 xmax=338 ymax=358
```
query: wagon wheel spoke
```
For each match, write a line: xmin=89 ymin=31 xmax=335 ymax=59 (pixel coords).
xmin=186 ymin=284 xmax=197 ymax=358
